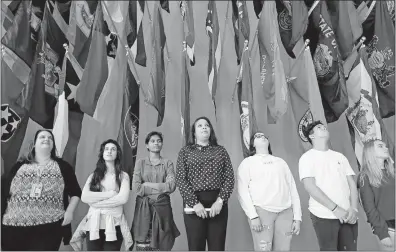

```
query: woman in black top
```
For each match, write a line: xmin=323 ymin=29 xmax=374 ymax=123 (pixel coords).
xmin=1 ymin=129 xmax=81 ymax=251
xmin=176 ymin=116 xmax=235 ymax=251
xmin=358 ymin=139 xmax=395 ymax=251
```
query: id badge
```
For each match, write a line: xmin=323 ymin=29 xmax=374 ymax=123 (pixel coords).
xmin=30 ymin=183 xmax=43 ymax=198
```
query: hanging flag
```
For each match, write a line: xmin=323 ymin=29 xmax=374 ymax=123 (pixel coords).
xmin=1 ymin=1 xmax=33 ymax=67
xmin=52 ymin=54 xmax=69 ymax=157
xmin=231 ymin=0 xmax=250 ymax=65
xmin=237 ymin=46 xmax=258 ymax=158
xmin=326 ymin=1 xmax=363 ymax=62
xmin=147 ymin=2 xmax=167 ymax=126
xmin=62 ymin=58 xmax=84 ymax=170
xmin=361 ymin=46 xmax=395 ymax=161
xmin=68 ymin=0 xmax=97 ymax=68
xmin=1 ymin=51 xmax=29 ymax=175
xmin=309 ymin=1 xmax=348 ymax=123
xmin=287 ymin=42 xmax=328 ymax=151
xmin=276 ymin=0 xmax=308 ymax=58
xmin=119 ymin=64 xmax=140 ymax=188
xmin=366 ymin=1 xmax=395 ymax=118
xmin=257 ymin=0 xmax=288 ymax=124
xmin=76 ymin=2 xmax=108 ymax=117
xmin=206 ymin=0 xmax=221 ymax=111
xmin=126 ymin=0 xmax=146 ymax=67
xmin=27 ymin=4 xmax=63 ymax=129
xmin=180 ymin=0 xmax=195 ymax=66
xmin=181 ymin=46 xmax=191 ymax=146
xmin=345 ymin=46 xmax=393 ymax=165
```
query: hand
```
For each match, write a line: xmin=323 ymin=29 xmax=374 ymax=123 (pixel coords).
xmin=62 ymin=210 xmax=73 ymax=226
xmin=193 ymin=203 xmax=207 ymax=219
xmin=250 ymin=218 xmax=263 ymax=232
xmin=291 ymin=220 xmax=301 ymax=235
xmin=209 ymin=200 xmax=223 ymax=218
xmin=345 ymin=208 xmax=358 ymax=224
xmin=381 ymin=237 xmax=393 ymax=248
xmin=333 ymin=206 xmax=348 ymax=223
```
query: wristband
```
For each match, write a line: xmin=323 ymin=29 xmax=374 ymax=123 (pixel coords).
xmin=331 ymin=205 xmax=338 ymax=212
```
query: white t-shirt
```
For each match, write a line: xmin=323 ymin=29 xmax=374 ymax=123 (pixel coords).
xmin=299 ymin=149 xmax=355 ymax=219
xmin=237 ymin=154 xmax=302 ymax=221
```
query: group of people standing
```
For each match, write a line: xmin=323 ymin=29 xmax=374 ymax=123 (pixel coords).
xmin=1 ymin=116 xmax=394 ymax=251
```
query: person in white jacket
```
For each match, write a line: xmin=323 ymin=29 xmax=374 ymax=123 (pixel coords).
xmin=70 ymin=139 xmax=133 ymax=251
xmin=237 ymin=132 xmax=302 ymax=251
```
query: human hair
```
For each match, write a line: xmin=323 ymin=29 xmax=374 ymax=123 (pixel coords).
xmin=90 ymin=139 xmax=123 ymax=192
xmin=145 ymin=131 xmax=164 ymax=145
xmin=189 ymin=116 xmax=218 ymax=146
xmin=21 ymin=129 xmax=58 ymax=163
xmin=360 ymin=139 xmax=395 ymax=188
xmin=249 ymin=133 xmax=273 ymax=156
xmin=302 ymin=120 xmax=324 ymax=144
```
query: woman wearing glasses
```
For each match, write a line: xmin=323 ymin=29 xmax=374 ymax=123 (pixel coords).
xmin=237 ymin=132 xmax=302 ymax=251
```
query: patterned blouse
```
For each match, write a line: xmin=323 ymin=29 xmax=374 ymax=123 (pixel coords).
xmin=132 ymin=157 xmax=176 ymax=196
xmin=176 ymin=144 xmax=235 ymax=207
xmin=2 ymin=160 xmax=65 ymax=226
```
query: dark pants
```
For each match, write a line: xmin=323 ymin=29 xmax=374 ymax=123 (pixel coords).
xmin=1 ymin=219 xmax=63 ymax=251
xmin=183 ymin=190 xmax=228 ymax=251
xmin=310 ymin=213 xmax=358 ymax=251
xmin=86 ymin=226 xmax=123 ymax=251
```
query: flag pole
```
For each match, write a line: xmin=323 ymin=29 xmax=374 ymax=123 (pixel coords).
xmin=231 ymin=40 xmax=249 ymax=103
xmin=308 ymin=0 xmax=320 ymax=17
xmin=218 ymin=0 xmax=231 ymax=68
xmin=101 ymin=1 xmax=149 ymax=103
xmin=147 ymin=2 xmax=171 ymax=63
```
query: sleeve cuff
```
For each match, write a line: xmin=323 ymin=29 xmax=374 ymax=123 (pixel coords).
xmin=248 ymin=212 xmax=259 ymax=220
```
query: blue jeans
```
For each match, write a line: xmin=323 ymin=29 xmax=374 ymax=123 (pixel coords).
xmin=310 ymin=213 xmax=358 ymax=251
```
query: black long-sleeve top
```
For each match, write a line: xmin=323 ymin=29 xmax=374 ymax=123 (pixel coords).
xmin=176 ymin=144 xmax=235 ymax=207
xmin=357 ymin=173 xmax=395 ymax=240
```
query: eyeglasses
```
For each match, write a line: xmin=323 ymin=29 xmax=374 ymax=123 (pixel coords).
xmin=254 ymin=133 xmax=268 ymax=140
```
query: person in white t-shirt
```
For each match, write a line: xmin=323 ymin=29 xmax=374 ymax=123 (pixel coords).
xmin=299 ymin=121 xmax=359 ymax=251
xmin=238 ymin=132 xmax=302 ymax=251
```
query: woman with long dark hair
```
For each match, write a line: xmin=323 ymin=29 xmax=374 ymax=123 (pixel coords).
xmin=176 ymin=116 xmax=235 ymax=251
xmin=70 ymin=139 xmax=133 ymax=251
xmin=1 ymin=129 xmax=81 ymax=251
xmin=237 ymin=132 xmax=301 ymax=251
xmin=358 ymin=139 xmax=395 ymax=251
xmin=131 ymin=131 xmax=179 ymax=251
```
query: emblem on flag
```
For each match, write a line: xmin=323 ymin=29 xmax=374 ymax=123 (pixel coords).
xmin=240 ymin=101 xmax=250 ymax=149
xmin=1 ymin=104 xmax=21 ymax=142
xmin=124 ymin=106 xmax=139 ymax=152
xmin=313 ymin=44 xmax=333 ymax=78
xmin=298 ymin=109 xmax=313 ymax=142
xmin=278 ymin=8 xmax=292 ymax=31
xmin=366 ymin=36 xmax=395 ymax=89
xmin=39 ymin=45 xmax=62 ymax=89
xmin=76 ymin=1 xmax=95 ymax=37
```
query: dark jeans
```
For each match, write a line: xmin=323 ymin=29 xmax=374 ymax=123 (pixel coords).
xmin=310 ymin=213 xmax=358 ymax=251
xmin=183 ymin=190 xmax=228 ymax=251
xmin=1 ymin=219 xmax=63 ymax=251
xmin=86 ymin=226 xmax=123 ymax=251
